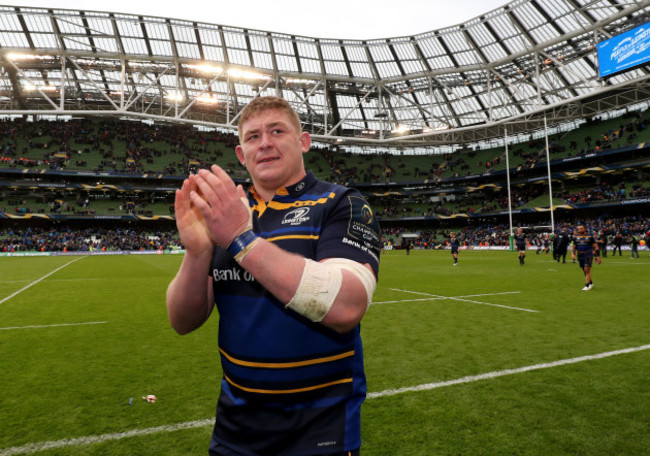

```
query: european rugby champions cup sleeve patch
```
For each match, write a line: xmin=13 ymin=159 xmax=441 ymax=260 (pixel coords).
xmin=346 ymin=195 xmax=381 ymax=259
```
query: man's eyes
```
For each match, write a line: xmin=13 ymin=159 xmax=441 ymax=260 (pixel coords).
xmin=245 ymin=129 xmax=284 ymax=141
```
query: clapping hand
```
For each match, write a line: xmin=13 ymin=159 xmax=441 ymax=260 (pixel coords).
xmin=190 ymin=165 xmax=252 ymax=248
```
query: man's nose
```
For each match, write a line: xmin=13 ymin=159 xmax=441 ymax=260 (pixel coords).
xmin=259 ymin=132 xmax=272 ymax=149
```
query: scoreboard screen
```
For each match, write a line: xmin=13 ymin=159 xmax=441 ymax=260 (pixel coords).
xmin=597 ymin=22 xmax=650 ymax=78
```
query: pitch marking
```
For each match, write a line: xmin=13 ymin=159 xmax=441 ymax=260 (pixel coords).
xmin=368 ymin=343 xmax=650 ymax=399
xmin=0 ymin=419 xmax=214 ymax=456
xmin=0 ymin=322 xmax=108 ymax=331
xmin=0 ymin=278 xmax=102 ymax=285
xmin=0 ymin=257 xmax=85 ymax=306
xmin=600 ymin=261 xmax=650 ymax=265
xmin=374 ymin=291 xmax=520 ymax=305
xmin=1 ymin=344 xmax=648 ymax=455
xmin=390 ymin=288 xmax=538 ymax=313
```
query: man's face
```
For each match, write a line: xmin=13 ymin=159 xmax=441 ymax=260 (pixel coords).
xmin=235 ymin=109 xmax=311 ymax=192
xmin=577 ymin=225 xmax=586 ymax=235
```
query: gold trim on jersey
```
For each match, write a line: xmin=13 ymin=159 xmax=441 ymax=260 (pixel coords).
xmin=266 ymin=234 xmax=320 ymax=242
xmin=249 ymin=186 xmax=336 ymax=217
xmin=219 ymin=347 xmax=355 ymax=368
xmin=224 ymin=374 xmax=353 ymax=395
xmin=266 ymin=193 xmax=336 ymax=211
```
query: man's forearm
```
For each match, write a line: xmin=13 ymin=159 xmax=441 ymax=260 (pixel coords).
xmin=237 ymin=239 xmax=372 ymax=333
xmin=166 ymin=250 xmax=214 ymax=335
xmin=237 ymin=239 xmax=304 ymax=303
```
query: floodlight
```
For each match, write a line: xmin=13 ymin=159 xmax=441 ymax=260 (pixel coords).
xmin=7 ymin=53 xmax=35 ymax=61
xmin=165 ymin=91 xmax=184 ymax=102
xmin=227 ymin=68 xmax=269 ymax=81
xmin=196 ymin=94 xmax=219 ymax=104
xmin=391 ymin=124 xmax=410 ymax=134
xmin=190 ymin=64 xmax=223 ymax=75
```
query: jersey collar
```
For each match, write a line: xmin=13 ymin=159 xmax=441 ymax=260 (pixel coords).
xmin=284 ymin=171 xmax=316 ymax=197
xmin=250 ymin=171 xmax=315 ymax=197
xmin=248 ymin=171 xmax=315 ymax=205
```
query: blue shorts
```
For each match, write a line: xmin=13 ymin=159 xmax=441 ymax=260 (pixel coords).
xmin=578 ymin=254 xmax=593 ymax=269
xmin=210 ymin=441 xmax=360 ymax=456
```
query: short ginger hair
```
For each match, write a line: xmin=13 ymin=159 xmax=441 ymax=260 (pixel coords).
xmin=238 ymin=96 xmax=302 ymax=138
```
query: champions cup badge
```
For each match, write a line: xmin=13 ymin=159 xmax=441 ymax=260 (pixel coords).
xmin=361 ymin=204 xmax=374 ymax=224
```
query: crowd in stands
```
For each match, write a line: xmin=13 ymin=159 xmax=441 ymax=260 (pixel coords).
xmin=629 ymin=184 xmax=650 ymax=198
xmin=372 ymin=180 xmax=648 ymax=219
xmin=575 ymin=111 xmax=648 ymax=153
xmin=0 ymin=226 xmax=181 ymax=253
xmin=2 ymin=177 xmax=648 ymax=220
xmin=0 ymin=117 xmax=243 ymax=177
xmin=2 ymin=111 xmax=650 ymax=254
xmin=0 ymin=188 xmax=174 ymax=217
xmin=560 ymin=182 xmax=627 ymax=204
xmin=461 ymin=109 xmax=650 ymax=175
xmin=2 ymin=108 xmax=649 ymax=185
xmin=381 ymin=215 xmax=650 ymax=250
xmin=1 ymin=215 xmax=647 ymax=253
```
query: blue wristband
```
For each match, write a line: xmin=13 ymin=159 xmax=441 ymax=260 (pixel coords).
xmin=226 ymin=230 xmax=259 ymax=260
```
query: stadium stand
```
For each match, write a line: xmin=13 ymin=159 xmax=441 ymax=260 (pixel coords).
xmin=1 ymin=112 xmax=649 ymax=232
xmin=1 ymin=2 xmax=649 ymax=254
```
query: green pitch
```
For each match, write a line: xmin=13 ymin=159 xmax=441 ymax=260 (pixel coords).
xmin=1 ymin=250 xmax=649 ymax=455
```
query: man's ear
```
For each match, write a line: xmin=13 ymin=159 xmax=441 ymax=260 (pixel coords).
xmin=235 ymin=145 xmax=245 ymax=165
xmin=299 ymin=131 xmax=311 ymax=154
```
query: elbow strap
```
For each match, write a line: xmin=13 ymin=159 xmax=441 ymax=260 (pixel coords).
xmin=323 ymin=258 xmax=377 ymax=308
xmin=286 ymin=258 xmax=377 ymax=322
xmin=286 ymin=259 xmax=342 ymax=322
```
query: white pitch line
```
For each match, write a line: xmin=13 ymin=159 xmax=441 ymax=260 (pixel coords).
xmin=599 ymin=261 xmax=650 ymax=265
xmin=0 ymin=419 xmax=214 ymax=456
xmin=374 ymin=291 xmax=520 ymax=305
xmin=391 ymin=288 xmax=538 ymax=313
xmin=0 ymin=321 xmax=108 ymax=331
xmin=1 ymin=343 xmax=648 ymax=455
xmin=0 ymin=257 xmax=85 ymax=306
xmin=367 ymin=343 xmax=650 ymax=399
xmin=0 ymin=278 xmax=102 ymax=285
xmin=459 ymin=291 xmax=521 ymax=299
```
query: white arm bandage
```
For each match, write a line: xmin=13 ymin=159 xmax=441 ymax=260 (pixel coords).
xmin=286 ymin=258 xmax=377 ymax=322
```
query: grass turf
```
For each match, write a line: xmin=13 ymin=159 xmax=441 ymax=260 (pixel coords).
xmin=0 ymin=249 xmax=649 ymax=455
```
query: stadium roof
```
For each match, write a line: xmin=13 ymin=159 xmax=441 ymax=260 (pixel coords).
xmin=0 ymin=0 xmax=649 ymax=149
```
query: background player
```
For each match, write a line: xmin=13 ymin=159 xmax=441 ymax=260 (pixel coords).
xmin=571 ymin=224 xmax=600 ymax=291
xmin=450 ymin=231 xmax=460 ymax=266
xmin=555 ymin=228 xmax=570 ymax=263
xmin=514 ymin=227 xmax=528 ymax=265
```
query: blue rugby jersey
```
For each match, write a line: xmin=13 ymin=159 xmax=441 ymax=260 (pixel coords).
xmin=515 ymin=234 xmax=527 ymax=250
xmin=209 ymin=171 xmax=381 ymax=455
xmin=574 ymin=233 xmax=596 ymax=256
